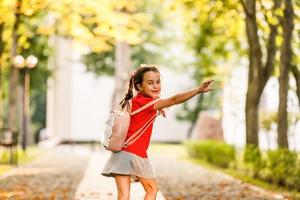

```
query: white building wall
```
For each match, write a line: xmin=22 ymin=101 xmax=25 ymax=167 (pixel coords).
xmin=70 ymin=60 xmax=114 ymax=141
xmin=46 ymin=36 xmax=73 ymax=140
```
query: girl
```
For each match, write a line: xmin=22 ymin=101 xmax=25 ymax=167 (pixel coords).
xmin=101 ymin=64 xmax=214 ymax=200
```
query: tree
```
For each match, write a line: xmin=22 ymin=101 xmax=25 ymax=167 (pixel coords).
xmin=292 ymin=65 xmax=300 ymax=105
xmin=290 ymin=1 xmax=300 ymax=107
xmin=112 ymin=42 xmax=131 ymax=109
xmin=169 ymin=0 xmax=244 ymax=138
xmin=277 ymin=0 xmax=294 ymax=148
xmin=77 ymin=0 xmax=164 ymax=109
xmin=0 ymin=23 xmax=4 ymax=128
xmin=0 ymin=0 xmax=17 ymax=128
xmin=2 ymin=0 xmax=151 ymax=143
xmin=241 ymin=0 xmax=282 ymax=146
xmin=0 ymin=0 xmax=50 ymax=139
xmin=8 ymin=0 xmax=22 ymax=130
xmin=291 ymin=65 xmax=300 ymax=107
xmin=5 ymin=0 xmax=53 ymax=146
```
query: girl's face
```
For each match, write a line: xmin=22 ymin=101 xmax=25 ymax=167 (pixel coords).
xmin=137 ymin=71 xmax=161 ymax=98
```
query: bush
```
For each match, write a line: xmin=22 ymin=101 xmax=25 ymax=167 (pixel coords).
xmin=185 ymin=140 xmax=235 ymax=168
xmin=243 ymin=144 xmax=265 ymax=177
xmin=244 ymin=146 xmax=300 ymax=191
xmin=265 ymin=148 xmax=299 ymax=189
xmin=186 ymin=141 xmax=300 ymax=191
xmin=289 ymin=167 xmax=300 ymax=191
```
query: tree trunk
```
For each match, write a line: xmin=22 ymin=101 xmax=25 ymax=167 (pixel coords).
xmin=8 ymin=0 xmax=22 ymax=130
xmin=242 ymin=0 xmax=281 ymax=146
xmin=245 ymin=89 xmax=260 ymax=145
xmin=277 ymin=0 xmax=294 ymax=148
xmin=243 ymin=0 xmax=263 ymax=146
xmin=112 ymin=41 xmax=131 ymax=110
xmin=0 ymin=23 xmax=4 ymax=128
xmin=187 ymin=94 xmax=204 ymax=139
xmin=291 ymin=65 xmax=300 ymax=105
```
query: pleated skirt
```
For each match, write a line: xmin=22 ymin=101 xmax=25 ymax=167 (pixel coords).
xmin=101 ymin=150 xmax=156 ymax=182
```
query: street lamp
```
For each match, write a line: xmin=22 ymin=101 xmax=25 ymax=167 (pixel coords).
xmin=13 ymin=55 xmax=38 ymax=151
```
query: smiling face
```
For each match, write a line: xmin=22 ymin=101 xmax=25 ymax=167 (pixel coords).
xmin=137 ymin=71 xmax=161 ymax=98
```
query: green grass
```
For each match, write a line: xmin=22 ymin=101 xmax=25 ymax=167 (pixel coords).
xmin=0 ymin=145 xmax=47 ymax=175
xmin=149 ymin=142 xmax=299 ymax=199
xmin=149 ymin=142 xmax=188 ymax=159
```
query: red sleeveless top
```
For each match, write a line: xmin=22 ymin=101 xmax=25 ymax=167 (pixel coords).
xmin=121 ymin=93 xmax=157 ymax=158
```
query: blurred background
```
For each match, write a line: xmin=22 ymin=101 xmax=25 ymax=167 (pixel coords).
xmin=0 ymin=0 xmax=299 ymax=149
xmin=0 ymin=0 xmax=300 ymax=197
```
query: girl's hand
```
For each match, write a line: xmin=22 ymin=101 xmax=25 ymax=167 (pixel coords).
xmin=198 ymin=80 xmax=214 ymax=93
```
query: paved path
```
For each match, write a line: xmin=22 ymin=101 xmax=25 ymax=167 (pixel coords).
xmin=0 ymin=145 xmax=90 ymax=200
xmin=0 ymin=145 xmax=165 ymax=200
xmin=0 ymin=144 xmax=294 ymax=200
xmin=74 ymin=151 xmax=166 ymax=200
xmin=151 ymin=155 xmax=293 ymax=200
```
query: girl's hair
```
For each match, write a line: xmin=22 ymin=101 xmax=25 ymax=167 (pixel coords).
xmin=120 ymin=64 xmax=160 ymax=109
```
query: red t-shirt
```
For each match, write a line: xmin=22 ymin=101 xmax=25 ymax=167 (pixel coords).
xmin=121 ymin=93 xmax=157 ymax=158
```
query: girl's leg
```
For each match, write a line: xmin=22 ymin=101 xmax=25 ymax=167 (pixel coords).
xmin=114 ymin=175 xmax=131 ymax=200
xmin=138 ymin=177 xmax=158 ymax=200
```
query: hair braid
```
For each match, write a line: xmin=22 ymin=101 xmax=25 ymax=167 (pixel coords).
xmin=120 ymin=76 xmax=134 ymax=109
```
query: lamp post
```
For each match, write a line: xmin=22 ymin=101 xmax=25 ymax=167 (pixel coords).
xmin=13 ymin=55 xmax=38 ymax=151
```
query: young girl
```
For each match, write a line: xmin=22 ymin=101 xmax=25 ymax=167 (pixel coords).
xmin=101 ymin=64 xmax=214 ymax=200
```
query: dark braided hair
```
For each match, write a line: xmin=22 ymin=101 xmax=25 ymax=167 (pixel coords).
xmin=120 ymin=64 xmax=160 ymax=109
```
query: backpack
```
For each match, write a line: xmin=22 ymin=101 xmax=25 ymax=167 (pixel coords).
xmin=103 ymin=98 xmax=160 ymax=152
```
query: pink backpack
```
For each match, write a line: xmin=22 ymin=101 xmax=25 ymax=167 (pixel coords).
xmin=103 ymin=98 xmax=160 ymax=152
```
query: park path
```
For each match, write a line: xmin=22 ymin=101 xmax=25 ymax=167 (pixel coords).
xmin=74 ymin=151 xmax=165 ymax=200
xmin=0 ymin=144 xmax=294 ymax=200
xmin=0 ymin=145 xmax=165 ymax=200
xmin=0 ymin=145 xmax=90 ymax=199
xmin=151 ymin=154 xmax=293 ymax=200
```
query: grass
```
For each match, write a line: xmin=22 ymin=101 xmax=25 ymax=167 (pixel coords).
xmin=0 ymin=145 xmax=47 ymax=175
xmin=149 ymin=142 xmax=299 ymax=199
xmin=149 ymin=142 xmax=188 ymax=159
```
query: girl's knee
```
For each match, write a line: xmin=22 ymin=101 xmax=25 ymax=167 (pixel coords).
xmin=117 ymin=190 xmax=130 ymax=200
xmin=144 ymin=184 xmax=158 ymax=195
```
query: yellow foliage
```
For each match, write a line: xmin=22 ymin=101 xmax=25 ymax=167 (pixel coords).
xmin=39 ymin=0 xmax=149 ymax=51
xmin=0 ymin=0 xmax=15 ymax=24
xmin=0 ymin=0 xmax=151 ymax=57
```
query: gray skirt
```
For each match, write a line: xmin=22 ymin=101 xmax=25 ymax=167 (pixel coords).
xmin=101 ymin=150 xmax=156 ymax=182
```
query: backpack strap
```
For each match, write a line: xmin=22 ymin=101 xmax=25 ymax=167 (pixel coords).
xmin=123 ymin=112 xmax=159 ymax=148
xmin=122 ymin=98 xmax=161 ymax=148
xmin=130 ymin=98 xmax=160 ymax=116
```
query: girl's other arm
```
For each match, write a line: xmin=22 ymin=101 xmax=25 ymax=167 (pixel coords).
xmin=153 ymin=80 xmax=214 ymax=110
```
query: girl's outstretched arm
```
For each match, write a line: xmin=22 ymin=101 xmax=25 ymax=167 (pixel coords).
xmin=153 ymin=80 xmax=214 ymax=110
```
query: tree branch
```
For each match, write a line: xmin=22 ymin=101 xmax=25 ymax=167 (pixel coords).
xmin=244 ymin=0 xmax=263 ymax=83
xmin=239 ymin=0 xmax=252 ymax=17
xmin=291 ymin=65 xmax=300 ymax=106
xmin=259 ymin=0 xmax=282 ymax=94
xmin=0 ymin=23 xmax=4 ymax=55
